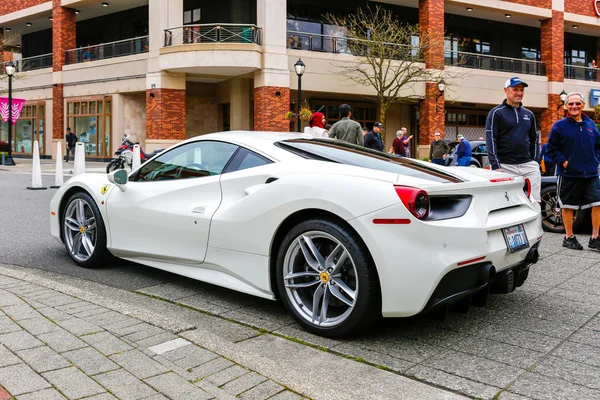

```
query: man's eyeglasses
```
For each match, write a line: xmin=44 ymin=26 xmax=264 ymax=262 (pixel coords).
xmin=567 ymin=102 xmax=582 ymax=106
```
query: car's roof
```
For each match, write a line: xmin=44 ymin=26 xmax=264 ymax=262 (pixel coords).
xmin=192 ymin=130 xmax=303 ymax=145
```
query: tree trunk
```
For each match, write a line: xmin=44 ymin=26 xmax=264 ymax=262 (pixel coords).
xmin=379 ymin=102 xmax=389 ymax=152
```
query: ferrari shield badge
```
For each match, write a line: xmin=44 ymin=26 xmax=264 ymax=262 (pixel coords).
xmin=101 ymin=184 xmax=111 ymax=195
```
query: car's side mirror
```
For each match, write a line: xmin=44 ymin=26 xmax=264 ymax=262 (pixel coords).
xmin=107 ymin=170 xmax=128 ymax=191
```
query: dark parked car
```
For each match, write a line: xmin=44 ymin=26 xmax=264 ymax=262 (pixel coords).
xmin=445 ymin=140 xmax=489 ymax=168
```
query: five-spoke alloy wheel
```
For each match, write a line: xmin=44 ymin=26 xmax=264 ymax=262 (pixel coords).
xmin=276 ymin=219 xmax=379 ymax=337
xmin=62 ymin=192 xmax=108 ymax=267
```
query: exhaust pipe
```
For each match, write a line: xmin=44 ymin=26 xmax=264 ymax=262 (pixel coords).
xmin=479 ymin=263 xmax=496 ymax=284
xmin=525 ymin=247 xmax=539 ymax=264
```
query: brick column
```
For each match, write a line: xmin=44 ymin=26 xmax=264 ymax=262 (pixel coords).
xmin=419 ymin=83 xmax=445 ymax=145
xmin=146 ymin=89 xmax=186 ymax=141
xmin=418 ymin=0 xmax=445 ymax=151
xmin=52 ymin=3 xmax=76 ymax=72
xmin=540 ymin=11 xmax=564 ymax=143
xmin=52 ymin=2 xmax=76 ymax=140
xmin=254 ymin=86 xmax=290 ymax=131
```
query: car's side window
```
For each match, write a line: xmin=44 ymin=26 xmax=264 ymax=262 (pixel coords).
xmin=131 ymin=141 xmax=238 ymax=182
xmin=224 ymin=147 xmax=272 ymax=173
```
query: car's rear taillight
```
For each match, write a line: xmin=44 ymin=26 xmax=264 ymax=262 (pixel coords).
xmin=395 ymin=186 xmax=429 ymax=220
xmin=523 ymin=178 xmax=531 ymax=198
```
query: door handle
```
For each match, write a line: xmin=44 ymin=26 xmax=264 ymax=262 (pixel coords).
xmin=192 ymin=206 xmax=205 ymax=214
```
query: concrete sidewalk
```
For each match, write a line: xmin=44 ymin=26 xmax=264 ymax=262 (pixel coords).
xmin=0 ymin=264 xmax=466 ymax=400
xmin=1 ymin=158 xmax=110 ymax=175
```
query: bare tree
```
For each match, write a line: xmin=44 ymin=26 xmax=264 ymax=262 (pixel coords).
xmin=325 ymin=6 xmax=446 ymax=132
xmin=0 ymin=34 xmax=22 ymax=85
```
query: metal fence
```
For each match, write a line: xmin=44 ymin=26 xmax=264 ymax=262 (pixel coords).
xmin=286 ymin=31 xmax=418 ymax=59
xmin=164 ymin=24 xmax=261 ymax=46
xmin=65 ymin=36 xmax=149 ymax=65
xmin=445 ymin=51 xmax=546 ymax=76
xmin=564 ymin=64 xmax=599 ymax=81
xmin=3 ymin=54 xmax=53 ymax=72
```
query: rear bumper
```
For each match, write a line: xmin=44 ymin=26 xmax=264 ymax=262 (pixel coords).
xmin=423 ymin=241 xmax=539 ymax=310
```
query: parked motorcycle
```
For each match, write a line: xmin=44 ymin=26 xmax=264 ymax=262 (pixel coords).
xmin=106 ymin=135 xmax=163 ymax=173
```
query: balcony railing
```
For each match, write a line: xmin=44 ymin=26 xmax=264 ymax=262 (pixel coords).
xmin=65 ymin=36 xmax=149 ymax=65
xmin=286 ymin=31 xmax=419 ymax=60
xmin=164 ymin=24 xmax=261 ymax=46
xmin=2 ymin=54 xmax=52 ymax=72
xmin=445 ymin=51 xmax=546 ymax=76
xmin=564 ymin=64 xmax=599 ymax=81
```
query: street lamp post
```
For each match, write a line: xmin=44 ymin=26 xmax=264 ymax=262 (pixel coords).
xmin=294 ymin=58 xmax=305 ymax=132
xmin=4 ymin=61 xmax=16 ymax=166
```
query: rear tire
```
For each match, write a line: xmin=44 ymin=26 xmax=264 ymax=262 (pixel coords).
xmin=276 ymin=219 xmax=380 ymax=337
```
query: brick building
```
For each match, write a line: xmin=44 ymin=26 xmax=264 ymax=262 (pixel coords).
xmin=0 ymin=0 xmax=599 ymax=159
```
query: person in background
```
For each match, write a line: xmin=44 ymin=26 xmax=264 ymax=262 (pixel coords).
xmin=303 ymin=111 xmax=328 ymax=137
xmin=456 ymin=134 xmax=472 ymax=166
xmin=429 ymin=131 xmax=449 ymax=165
xmin=400 ymin=127 xmax=413 ymax=157
xmin=485 ymin=76 xmax=541 ymax=201
xmin=329 ymin=104 xmax=363 ymax=145
xmin=324 ymin=124 xmax=332 ymax=134
xmin=589 ymin=59 xmax=597 ymax=81
xmin=364 ymin=122 xmax=384 ymax=151
xmin=546 ymin=92 xmax=600 ymax=251
xmin=393 ymin=130 xmax=406 ymax=157
xmin=362 ymin=127 xmax=369 ymax=137
xmin=64 ymin=127 xmax=77 ymax=163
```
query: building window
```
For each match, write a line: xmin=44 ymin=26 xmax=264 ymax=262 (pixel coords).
xmin=311 ymin=101 xmax=377 ymax=129
xmin=66 ymin=97 xmax=112 ymax=157
xmin=0 ymin=103 xmax=45 ymax=155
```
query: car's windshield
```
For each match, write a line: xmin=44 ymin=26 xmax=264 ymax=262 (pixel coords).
xmin=276 ymin=138 xmax=462 ymax=183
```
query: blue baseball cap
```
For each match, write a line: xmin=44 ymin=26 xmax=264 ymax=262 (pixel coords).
xmin=505 ymin=77 xmax=528 ymax=88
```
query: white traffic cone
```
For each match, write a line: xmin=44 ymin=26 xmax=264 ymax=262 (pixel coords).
xmin=73 ymin=142 xmax=86 ymax=176
xmin=132 ymin=144 xmax=141 ymax=171
xmin=27 ymin=140 xmax=47 ymax=190
xmin=51 ymin=141 xmax=64 ymax=188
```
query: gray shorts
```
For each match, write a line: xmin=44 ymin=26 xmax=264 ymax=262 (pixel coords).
xmin=500 ymin=161 xmax=541 ymax=202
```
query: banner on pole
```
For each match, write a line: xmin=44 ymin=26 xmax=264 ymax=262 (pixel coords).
xmin=0 ymin=97 xmax=26 ymax=125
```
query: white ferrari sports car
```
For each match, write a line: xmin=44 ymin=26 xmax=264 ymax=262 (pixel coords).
xmin=50 ymin=131 xmax=542 ymax=337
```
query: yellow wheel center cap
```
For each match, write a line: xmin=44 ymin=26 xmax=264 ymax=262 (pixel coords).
xmin=319 ymin=271 xmax=330 ymax=283
xmin=79 ymin=226 xmax=85 ymax=234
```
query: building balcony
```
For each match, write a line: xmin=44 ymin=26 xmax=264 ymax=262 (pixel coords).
xmin=445 ymin=51 xmax=546 ymax=76
xmin=565 ymin=64 xmax=599 ymax=82
xmin=160 ymin=24 xmax=262 ymax=77
xmin=65 ymin=36 xmax=149 ymax=65
xmin=286 ymin=31 xmax=547 ymax=77
xmin=164 ymin=24 xmax=261 ymax=46
xmin=6 ymin=54 xmax=53 ymax=72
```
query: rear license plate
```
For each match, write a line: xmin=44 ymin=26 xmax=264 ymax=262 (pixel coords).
xmin=502 ymin=224 xmax=529 ymax=253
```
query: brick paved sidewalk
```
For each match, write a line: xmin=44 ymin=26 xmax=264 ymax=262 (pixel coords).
xmin=0 ymin=275 xmax=307 ymax=400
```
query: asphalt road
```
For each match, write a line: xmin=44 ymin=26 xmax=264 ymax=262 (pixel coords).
xmin=0 ymin=171 xmax=175 ymax=290
xmin=2 ymin=167 xmax=600 ymax=400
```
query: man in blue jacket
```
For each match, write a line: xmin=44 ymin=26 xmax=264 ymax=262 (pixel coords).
xmin=485 ymin=77 xmax=541 ymax=201
xmin=364 ymin=122 xmax=384 ymax=152
xmin=456 ymin=134 xmax=472 ymax=166
xmin=546 ymin=92 xmax=600 ymax=250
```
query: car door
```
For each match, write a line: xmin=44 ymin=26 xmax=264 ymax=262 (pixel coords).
xmin=105 ymin=140 xmax=238 ymax=263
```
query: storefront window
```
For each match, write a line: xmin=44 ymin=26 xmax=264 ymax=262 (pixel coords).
xmin=67 ymin=97 xmax=112 ymax=157
xmin=8 ymin=104 xmax=46 ymax=155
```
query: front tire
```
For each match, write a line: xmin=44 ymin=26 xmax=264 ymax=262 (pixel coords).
xmin=61 ymin=192 xmax=109 ymax=268
xmin=276 ymin=219 xmax=380 ymax=337
xmin=106 ymin=159 xmax=122 ymax=174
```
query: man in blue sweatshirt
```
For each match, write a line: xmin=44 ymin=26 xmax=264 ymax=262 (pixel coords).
xmin=546 ymin=92 xmax=600 ymax=251
xmin=485 ymin=77 xmax=541 ymax=201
